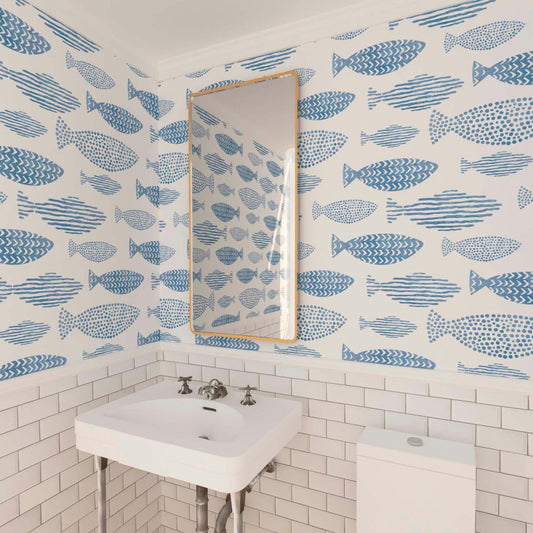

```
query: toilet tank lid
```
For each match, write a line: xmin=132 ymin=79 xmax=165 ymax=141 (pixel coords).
xmin=357 ymin=427 xmax=475 ymax=479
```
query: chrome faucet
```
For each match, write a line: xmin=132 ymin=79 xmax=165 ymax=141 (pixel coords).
xmin=198 ymin=378 xmax=228 ymax=400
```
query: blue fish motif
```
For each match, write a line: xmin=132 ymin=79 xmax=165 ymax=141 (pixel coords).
xmin=298 ymin=270 xmax=354 ymax=297
xmin=360 ymin=316 xmax=417 ymax=338
xmin=192 ymin=169 xmax=214 ymax=193
xmin=218 ymin=295 xmax=235 ymax=308
xmin=160 ymin=332 xmax=181 ymax=343
xmin=0 ymin=146 xmax=63 ymax=186
xmin=211 ymin=202 xmax=240 ymax=223
xmin=193 ymin=221 xmax=227 ymax=245
xmin=473 ymin=51 xmax=533 ymax=86
xmin=212 ymin=312 xmax=240 ymax=328
xmin=59 ymin=303 xmax=139 ymax=339
xmin=430 ymin=98 xmax=533 ymax=145
xmin=193 ymin=292 xmax=215 ymax=320
xmin=267 ymin=289 xmax=278 ymax=300
xmin=129 ymin=238 xmax=175 ymax=265
xmin=191 ymin=119 xmax=210 ymax=139
xmin=248 ymin=252 xmax=263 ymax=264
xmin=193 ymin=248 xmax=210 ymax=264
xmin=186 ymin=68 xmax=210 ymax=78
xmin=267 ymin=200 xmax=278 ymax=211
xmin=253 ymin=141 xmax=271 ymax=156
xmin=195 ymin=334 xmax=259 ymax=351
xmin=259 ymin=177 xmax=277 ymax=195
xmin=246 ymin=311 xmax=260 ymax=318
xmin=274 ymin=344 xmax=322 ymax=357
xmin=428 ymin=310 xmax=533 ymax=358
xmin=312 ymin=199 xmax=377 ymax=224
xmin=332 ymin=233 xmax=423 ymax=265
xmin=81 ymin=171 xmax=121 ymax=195
xmin=332 ymin=40 xmax=425 ymax=77
xmin=298 ymin=242 xmax=315 ymax=260
xmin=259 ymin=270 xmax=277 ymax=285
xmin=239 ymin=188 xmax=265 ymax=210
xmin=252 ymin=231 xmax=272 ymax=250
xmin=151 ymin=269 xmax=189 ymax=291
xmin=173 ymin=212 xmax=189 ymax=228
xmin=18 ymin=191 xmax=105 ymax=234
xmin=342 ymin=345 xmax=435 ymax=369
xmin=68 ymin=239 xmax=116 ymax=263
xmin=89 ymin=269 xmax=143 ymax=295
xmin=461 ymin=152 xmax=533 ymax=177
xmin=151 ymin=121 xmax=188 ymax=145
xmin=264 ymin=305 xmax=280 ymax=314
xmin=264 ymin=216 xmax=281 ymax=231
xmin=215 ymin=133 xmax=242 ymax=155
xmin=230 ymin=227 xmax=249 ymax=241
xmin=159 ymin=220 xmax=167 ymax=231
xmin=368 ymin=273 xmax=461 ymax=307
xmin=470 ymin=270 xmax=533 ymax=304
xmin=361 ymin=124 xmax=419 ymax=148
xmin=205 ymin=153 xmax=232 ymax=175
xmin=239 ymin=287 xmax=266 ymax=309
xmin=519 ymin=186 xmax=533 ymax=210
xmin=67 ymin=52 xmax=115 ymax=89
xmin=192 ymin=143 xmax=201 ymax=157
xmin=297 ymin=305 xmax=346 ymax=341
xmin=0 ymin=110 xmax=46 ymax=138
xmin=298 ymin=91 xmax=356 ymax=120
xmin=128 ymin=79 xmax=174 ymax=120
xmin=266 ymin=160 xmax=283 ymax=178
xmin=186 ymin=80 xmax=241 ymax=106
xmin=216 ymin=246 xmax=243 ymax=266
xmin=128 ymin=64 xmax=149 ymax=78
xmin=217 ymin=183 xmax=235 ymax=197
xmin=83 ymin=343 xmax=123 ymax=359
xmin=248 ymin=153 xmax=263 ymax=167
xmin=236 ymin=268 xmax=257 ymax=284
xmin=266 ymin=251 xmax=281 ymax=265
xmin=442 ymin=236 xmax=521 ymax=262
xmin=192 ymin=199 xmax=205 ymax=212
xmin=0 ymin=320 xmax=49 ymax=345
xmin=56 ymin=118 xmax=138 ymax=172
xmin=136 ymin=179 xmax=179 ymax=207
xmin=236 ymin=165 xmax=257 ymax=183
xmin=298 ymin=174 xmax=322 ymax=193
xmin=236 ymin=48 xmax=296 ymax=72
xmin=0 ymin=354 xmax=66 ymax=381
xmin=331 ymin=28 xmax=367 ymax=40
xmin=115 ymin=206 xmax=155 ymax=231
xmin=387 ymin=190 xmax=501 ymax=231
xmin=246 ymin=213 xmax=259 ymax=224
xmin=193 ymin=105 xmax=225 ymax=127
xmin=148 ymin=299 xmax=189 ymax=329
xmin=148 ymin=153 xmax=189 ymax=184
xmin=86 ymin=92 xmax=141 ymax=134
xmin=0 ymin=7 xmax=50 ymax=54
xmin=205 ymin=270 xmax=232 ymax=290
xmin=294 ymin=67 xmax=316 ymax=87
xmin=298 ymin=131 xmax=347 ymax=168
xmin=444 ymin=21 xmax=524 ymax=53
xmin=0 ymin=61 xmax=80 ymax=113
xmin=192 ymin=269 xmax=202 ymax=282
xmin=0 ymin=228 xmax=53 ymax=265
xmin=369 ymin=74 xmax=464 ymax=111
xmin=457 ymin=362 xmax=529 ymax=380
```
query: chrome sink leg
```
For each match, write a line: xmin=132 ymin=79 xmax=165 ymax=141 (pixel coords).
xmin=230 ymin=490 xmax=244 ymax=533
xmin=196 ymin=485 xmax=209 ymax=533
xmin=95 ymin=456 xmax=108 ymax=533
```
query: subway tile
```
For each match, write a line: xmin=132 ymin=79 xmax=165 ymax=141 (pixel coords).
xmin=163 ymin=351 xmax=188 ymax=363
xmin=0 ymin=407 xmax=17 ymax=435
xmin=0 ymin=464 xmax=40 ymax=505
xmin=292 ymin=522 xmax=325 ymax=533
xmin=0 ymin=387 xmax=39 ymax=412
xmin=309 ymin=435 xmax=344 ymax=459
xmin=216 ymin=356 xmax=244 ymax=371
xmin=288 ymin=432 xmax=310 ymax=452
xmin=475 ymin=447 xmax=500 ymax=472
xmin=229 ymin=370 xmax=259 ymax=388
xmin=326 ymin=383 xmax=364 ymax=406
xmin=345 ymin=405 xmax=384 ymax=428
xmin=0 ymin=497 xmax=18 ymax=527
xmin=275 ymin=464 xmax=308 ymax=488
xmin=259 ymin=374 xmax=291 ymax=394
xmin=365 ymin=388 xmax=405 ymax=412
xmin=293 ymin=485 xmax=326 ymax=511
xmin=308 ymin=471 xmax=344 ymax=497
xmin=189 ymin=352 xmax=215 ymax=367
xmin=345 ymin=372 xmax=384 ymax=390
xmin=275 ymin=498 xmax=308 ymax=523
xmin=291 ymin=450 xmax=326 ymax=473
xmin=327 ymin=420 xmax=362 ymax=443
xmin=300 ymin=416 xmax=327 ymax=437
xmin=160 ymin=361 xmax=178 ymax=378
xmin=0 ymin=422 xmax=39 ymax=458
xmin=41 ymin=447 xmax=78 ymax=480
xmin=406 ymin=394 xmax=450 ymax=419
xmin=122 ymin=366 xmax=147 ymax=388
xmin=93 ymin=374 xmax=122 ymax=398
xmin=385 ymin=411 xmax=427 ymax=436
xmin=0 ymin=452 xmax=18 ymax=481
xmin=60 ymin=456 xmax=94 ymax=490
xmin=19 ymin=474 xmax=59 ymax=513
xmin=500 ymin=496 xmax=533 ymax=524
xmin=385 ymin=376 xmax=428 ymax=396
xmin=292 ymin=379 xmax=327 ymax=400
xmin=309 ymin=367 xmax=344 ymax=384
xmin=477 ymin=388 xmax=528 ymax=409
xmin=135 ymin=352 xmax=157 ymax=367
xmin=452 ymin=400 xmax=501 ymax=427
xmin=476 ymin=490 xmax=499 ymax=515
xmin=476 ymin=511 xmax=525 ymax=533
xmin=40 ymin=408 xmax=76 ymax=439
xmin=62 ymin=493 xmax=95 ymax=529
xmin=276 ymin=364 xmax=308 ymax=380
xmin=18 ymin=394 xmax=58 ymax=425
xmin=501 ymin=452 xmax=533 ymax=478
xmin=260 ymin=477 xmax=291 ymax=500
xmin=309 ymin=508 xmax=344 ymax=533
xmin=429 ymin=382 xmax=475 ymax=402
xmin=308 ymin=399 xmax=344 ymax=422
xmin=428 ymin=418 xmax=475 ymax=444
xmin=503 ymin=407 xmax=533 ymax=433
xmin=0 ymin=507 xmax=40 ymax=533
xmin=245 ymin=360 xmax=275 ymax=375
xmin=108 ymin=357 xmax=134 ymax=376
xmin=345 ymin=480 xmax=356 ymax=500
xmin=327 ymin=493 xmax=356 ymax=519
xmin=327 ymin=457 xmax=356 ymax=481
xmin=77 ymin=366 xmax=107 ymax=386
xmin=175 ymin=363 xmax=201 ymax=381
xmin=40 ymin=376 xmax=76 ymax=398
xmin=18 ymin=435 xmax=59 ymax=469
xmin=477 ymin=469 xmax=528 ymax=499
xmin=259 ymin=511 xmax=291 ymax=533
xmin=477 ymin=425 xmax=527 ymax=454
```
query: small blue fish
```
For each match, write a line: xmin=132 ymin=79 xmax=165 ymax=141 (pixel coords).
xmin=128 ymin=79 xmax=173 ymax=120
xmin=191 ymin=120 xmax=210 ymax=139
xmin=297 ymin=305 xmax=346 ymax=341
xmin=361 ymin=124 xmax=419 ymax=148
xmin=264 ymin=216 xmax=281 ymax=231
xmin=216 ymin=246 xmax=243 ymax=265
xmin=192 ymin=199 xmax=205 ymax=212
xmin=160 ymin=332 xmax=181 ymax=343
xmin=298 ymin=91 xmax=356 ymax=120
xmin=205 ymin=153 xmax=232 ymax=175
xmin=0 ymin=7 xmax=50 ymax=54
xmin=129 ymin=238 xmax=175 ymax=265
xmin=519 ymin=186 xmax=533 ymax=210
xmin=83 ymin=344 xmax=123 ymax=359
xmin=212 ymin=202 xmax=240 ymax=222
xmin=252 ymin=231 xmax=272 ymax=250
xmin=68 ymin=239 xmax=116 ymax=263
xmin=86 ymin=92 xmax=141 ymax=134
xmin=193 ymin=248 xmax=210 ymax=264
xmin=259 ymin=270 xmax=277 ymax=285
xmin=0 ymin=146 xmax=63 ymax=186
xmin=0 ymin=110 xmax=46 ymax=138
xmin=274 ymin=344 xmax=321 ymax=357
xmin=458 ymin=362 xmax=529 ymax=380
xmin=298 ymin=174 xmax=322 ymax=193
xmin=128 ymin=64 xmax=149 ymax=78
xmin=59 ymin=304 xmax=139 ymax=339
xmin=88 ymin=269 xmax=143 ymax=295
xmin=236 ymin=165 xmax=257 ymax=183
xmin=66 ymin=52 xmax=115 ymax=89
xmin=312 ymin=199 xmax=376 ymax=224
xmin=193 ymin=105 xmax=225 ymax=127
xmin=151 ymin=269 xmax=189 ymax=291
xmin=136 ymin=179 xmax=179 ymax=207
xmin=259 ymin=177 xmax=277 ymax=195
xmin=115 ymin=206 xmax=155 ymax=231
xmin=255 ymin=141 xmax=271 ymax=155
xmin=331 ymin=28 xmax=367 ymax=40
xmin=186 ymin=69 xmax=210 ymax=78
xmin=266 ymin=250 xmax=281 ymax=265
xmin=150 ymin=121 xmax=188 ymax=144
xmin=81 ymin=171 xmax=121 ymax=195
xmin=148 ymin=299 xmax=189 ymax=329
xmin=212 ymin=312 xmax=240 ymax=328
xmin=473 ymin=51 xmax=533 ymax=87
xmin=193 ymin=221 xmax=227 ymax=245
xmin=173 ymin=212 xmax=189 ymax=228
xmin=195 ymin=334 xmax=259 ymax=351
xmin=149 ymin=152 xmax=189 ymax=184
xmin=239 ymin=188 xmax=265 ymax=209
xmin=0 ymin=354 xmax=66 ymax=381
xmin=298 ymin=242 xmax=315 ymax=260
xmin=230 ymin=227 xmax=249 ymax=241
xmin=246 ymin=213 xmax=259 ymax=224
xmin=266 ymin=160 xmax=283 ymax=178
xmin=218 ymin=295 xmax=235 ymax=308
xmin=442 ymin=236 xmax=521 ymax=262
xmin=215 ymin=133 xmax=242 ymax=155
xmin=444 ymin=21 xmax=524 ymax=53
xmin=248 ymin=152 xmax=263 ymax=167
xmin=360 ymin=316 xmax=417 ymax=338
xmin=217 ymin=183 xmax=235 ymax=197
xmin=193 ymin=292 xmax=215 ymax=320
xmin=192 ymin=269 xmax=202 ymax=282
xmin=0 ymin=320 xmax=49 ymax=345
xmin=236 ymin=268 xmax=258 ymax=284
xmin=264 ymin=305 xmax=280 ymax=314
xmin=294 ymin=67 xmax=316 ymax=87
xmin=368 ymin=273 xmax=461 ymax=307
xmin=247 ymin=311 xmax=260 ymax=318
xmin=461 ymin=152 xmax=533 ymax=177
xmin=298 ymin=270 xmax=354 ymax=297
xmin=237 ymin=48 xmax=296 ymax=71
xmin=192 ymin=168 xmax=214 ymax=194
xmin=248 ymin=252 xmax=263 ymax=264
xmin=298 ymin=130 xmax=347 ymax=168
xmin=470 ymin=270 xmax=533 ymax=304
xmin=205 ymin=270 xmax=232 ymax=290
xmin=192 ymin=144 xmax=201 ymax=157
xmin=239 ymin=287 xmax=265 ymax=309
xmin=342 ymin=345 xmax=435 ymax=369
xmin=267 ymin=200 xmax=278 ymax=211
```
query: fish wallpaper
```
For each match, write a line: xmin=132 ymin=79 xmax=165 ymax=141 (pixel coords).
xmin=158 ymin=0 xmax=533 ymax=380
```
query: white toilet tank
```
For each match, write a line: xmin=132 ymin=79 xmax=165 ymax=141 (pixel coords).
xmin=357 ymin=427 xmax=475 ymax=533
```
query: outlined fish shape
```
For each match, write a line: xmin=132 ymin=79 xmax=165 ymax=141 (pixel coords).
xmin=211 ymin=202 xmax=240 ymax=223
xmin=193 ymin=248 xmax=210 ymax=264
xmin=82 ymin=343 xmax=123 ymax=359
xmin=297 ymin=305 xmax=346 ymax=341
xmin=0 ymin=146 xmax=63 ymax=186
xmin=298 ymin=174 xmax=322 ymax=193
xmin=186 ymin=68 xmax=210 ymax=78
xmin=128 ymin=79 xmax=174 ymax=120
xmin=215 ymin=133 xmax=243 ymax=155
xmin=68 ymin=239 xmax=117 ymax=263
xmin=192 ymin=168 xmax=214 ymax=193
xmin=473 ymin=51 xmax=533 ymax=86
xmin=136 ymin=179 xmax=179 ymax=207
xmin=129 ymin=238 xmax=175 ymax=265
xmin=428 ymin=310 xmax=533 ymax=358
xmin=56 ymin=118 xmax=139 ymax=172
xmin=236 ymin=268 xmax=257 ymax=284
xmin=81 ymin=171 xmax=121 ymax=195
xmin=173 ymin=212 xmax=189 ymax=227
xmin=298 ymin=242 xmax=315 ymax=260
xmin=230 ymin=227 xmax=249 ymax=241
xmin=470 ymin=270 xmax=533 ymax=304
xmin=86 ymin=92 xmax=141 ymax=134
xmin=458 ymin=362 xmax=529 ymax=380
xmin=218 ymin=295 xmax=235 ymax=309
xmin=148 ymin=299 xmax=189 ymax=329
xmin=193 ymin=292 xmax=215 ymax=320
xmin=264 ymin=305 xmax=280 ymax=314
xmin=0 ymin=7 xmax=50 ymax=54
xmin=66 ymin=51 xmax=115 ymax=89
xmin=444 ymin=21 xmax=524 ymax=53
xmin=193 ymin=221 xmax=227 ymax=245
xmin=519 ymin=186 xmax=533 ymax=210
xmin=192 ymin=199 xmax=205 ymax=212
xmin=205 ymin=270 xmax=232 ymax=291
xmin=195 ymin=335 xmax=259 ymax=351
xmin=342 ymin=344 xmax=435 ymax=369
xmin=442 ymin=236 xmax=521 ymax=262
xmin=298 ymin=91 xmax=356 ymax=120
xmin=360 ymin=316 xmax=417 ymax=338
xmin=0 ymin=320 xmax=49 ymax=345
xmin=248 ymin=152 xmax=263 ymax=167
xmin=236 ymin=165 xmax=257 ymax=183
xmin=312 ymin=199 xmax=377 ymax=224
xmin=298 ymin=130 xmax=347 ymax=168
xmin=239 ymin=287 xmax=265 ymax=309
xmin=0 ymin=110 xmax=46 ymax=138
xmin=59 ymin=304 xmax=139 ymax=339
xmin=89 ymin=269 xmax=144 ymax=295
xmin=216 ymin=246 xmax=243 ymax=265
xmin=149 ymin=152 xmax=189 ymax=184
xmin=151 ymin=121 xmax=188 ymax=144
xmin=212 ymin=312 xmax=241 ymax=328
xmin=151 ymin=269 xmax=189 ymax=291
xmin=266 ymin=250 xmax=281 ymax=265
xmin=274 ymin=344 xmax=322 ymax=357
xmin=239 ymin=188 xmax=265 ymax=209
xmin=461 ymin=151 xmax=533 ymax=177
xmin=253 ymin=141 xmax=271 ymax=156
xmin=205 ymin=153 xmax=232 ymax=175
xmin=361 ymin=124 xmax=419 ymax=148
xmin=115 ymin=206 xmax=155 ymax=231
xmin=218 ymin=183 xmax=235 ymax=197
xmin=298 ymin=270 xmax=354 ymax=297
xmin=246 ymin=213 xmax=259 ymax=224
xmin=332 ymin=40 xmax=425 ymax=77
xmin=0 ymin=354 xmax=66 ymax=381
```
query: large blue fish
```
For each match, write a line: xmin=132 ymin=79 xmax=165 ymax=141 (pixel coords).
xmin=519 ymin=186 xmax=533 ymax=210
xmin=215 ymin=133 xmax=243 ymax=155
xmin=147 ymin=299 xmax=189 ymax=329
xmin=332 ymin=233 xmax=423 ymax=265
xmin=128 ymin=79 xmax=174 ymax=120
xmin=193 ymin=292 xmax=215 ymax=320
xmin=430 ymin=98 xmax=533 ymax=145
xmin=151 ymin=121 xmax=188 ymax=144
xmin=252 ymin=231 xmax=272 ymax=250
xmin=298 ymin=130 xmax=347 ymax=168
xmin=0 ymin=229 xmax=39 ymax=265
xmin=66 ymin=52 xmax=115 ymax=89
xmin=216 ymin=246 xmax=243 ymax=266
xmin=368 ymin=273 xmax=460 ymax=307
xmin=236 ymin=165 xmax=257 ymax=183
xmin=442 ymin=235 xmax=521 ymax=262
xmin=239 ymin=188 xmax=265 ymax=209
xmin=191 ymin=119 xmax=210 ymax=139
xmin=236 ymin=268 xmax=257 ymax=284
xmin=56 ymin=117 xmax=138 ymax=172
xmin=129 ymin=238 xmax=175 ymax=265
xmin=195 ymin=334 xmax=259 ymax=351
xmin=236 ymin=48 xmax=296 ymax=72
xmin=457 ymin=362 xmax=529 ymax=380
xmin=361 ymin=124 xmax=419 ymax=148
xmin=0 ymin=7 xmax=50 ymax=54
xmin=211 ymin=312 xmax=240 ymax=328
xmin=239 ymin=287 xmax=265 ymax=309
xmin=473 ymin=51 xmax=533 ymax=87
xmin=298 ymin=174 xmax=322 ymax=193
xmin=259 ymin=269 xmax=277 ymax=285
xmin=360 ymin=316 xmax=417 ymax=338
xmin=81 ymin=171 xmax=121 ymax=195
xmin=193 ymin=221 xmax=227 ymax=245
xmin=461 ymin=151 xmax=533 ymax=177
xmin=82 ymin=343 xmax=123 ymax=359
xmin=0 ymin=110 xmax=46 ymax=138
xmin=151 ymin=269 xmax=189 ymax=291
xmin=205 ymin=270 xmax=232 ymax=290
xmin=259 ymin=177 xmax=277 ymax=194
xmin=211 ymin=202 xmax=240 ymax=222
xmin=68 ymin=239 xmax=117 ymax=263
xmin=115 ymin=206 xmax=155 ymax=231
xmin=297 ymin=305 xmax=346 ymax=341
xmin=387 ymin=190 xmax=501 ymax=231
xmin=298 ymin=270 xmax=354 ymax=297
xmin=428 ymin=310 xmax=533 ymax=358
xmin=332 ymin=40 xmax=425 ymax=77
xmin=331 ymin=28 xmax=367 ymax=40
xmin=136 ymin=179 xmax=179 ymax=207
xmin=86 ymin=92 xmax=141 ymax=134
xmin=148 ymin=153 xmax=189 ymax=184
xmin=0 ymin=354 xmax=66 ymax=381
xmin=444 ymin=21 xmax=524 ymax=53
xmin=274 ymin=344 xmax=322 ymax=357
xmin=59 ymin=303 xmax=139 ymax=339
xmin=230 ymin=227 xmax=249 ymax=241
xmin=342 ymin=345 xmax=435 ymax=369
xmin=470 ymin=270 xmax=533 ymax=304
xmin=294 ymin=67 xmax=316 ymax=87
xmin=89 ymin=269 xmax=144 ymax=295
xmin=298 ymin=242 xmax=315 ymax=260
xmin=369 ymin=74 xmax=463 ymax=111
xmin=0 ymin=320 xmax=49 ymax=345
xmin=0 ymin=61 xmax=80 ymax=113
xmin=298 ymin=91 xmax=356 ymax=120
xmin=312 ymin=199 xmax=376 ymax=224
xmin=18 ymin=191 xmax=105 ymax=234
xmin=205 ymin=153 xmax=232 ymax=175
xmin=266 ymin=160 xmax=283 ymax=178
xmin=0 ymin=146 xmax=63 ymax=186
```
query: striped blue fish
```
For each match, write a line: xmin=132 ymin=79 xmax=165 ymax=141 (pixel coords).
xmin=129 ymin=238 xmax=175 ymax=265
xmin=82 ymin=343 xmax=123 ymax=359
xmin=298 ymin=91 xmax=356 ymax=120
xmin=191 ymin=119 xmax=210 ymax=139
xmin=264 ymin=216 xmax=281 ymax=231
xmin=298 ymin=270 xmax=354 ymax=297
xmin=193 ymin=105 xmax=225 ymax=127
xmin=360 ymin=316 xmax=417 ymax=338
xmin=192 ymin=168 xmax=214 ymax=193
xmin=0 ymin=7 xmax=50 ymax=54
xmin=361 ymin=125 xmax=419 ymax=148
xmin=236 ymin=268 xmax=257 ymax=284
xmin=173 ymin=212 xmax=189 ymax=228
xmin=195 ymin=334 xmax=259 ymax=351
xmin=193 ymin=248 xmax=210 ymax=264
xmin=264 ymin=305 xmax=280 ymax=314
xmin=298 ymin=242 xmax=315 ymax=260
xmin=205 ymin=270 xmax=232 ymax=290
xmin=369 ymin=74 xmax=464 ymax=111
xmin=128 ymin=79 xmax=174 ymax=120
xmin=367 ymin=273 xmax=460 ymax=307
xmin=68 ymin=240 xmax=116 ymax=263
xmin=239 ymin=287 xmax=265 ymax=309
xmin=274 ymin=344 xmax=322 ymax=357
xmin=0 ymin=320 xmax=49 ymax=345
xmin=312 ymin=199 xmax=376 ymax=224
xmin=212 ymin=312 xmax=240 ymax=328
xmin=461 ymin=152 xmax=533 ymax=177
xmin=249 ymin=252 xmax=263 ymax=265
xmin=239 ymin=188 xmax=265 ymax=209
xmin=297 ymin=305 xmax=346 ymax=341
xmin=148 ymin=299 xmax=189 ymax=329
xmin=236 ymin=48 xmax=296 ymax=72
xmin=128 ymin=64 xmax=149 ymax=78
xmin=151 ymin=269 xmax=188 ymax=291
xmin=259 ymin=270 xmax=277 ymax=285
xmin=387 ymin=190 xmax=501 ymax=231
xmin=444 ymin=21 xmax=524 ymax=53
xmin=230 ymin=227 xmax=249 ymax=241
xmin=0 ymin=230 xmax=44 ymax=266
xmin=206 ymin=153 xmax=232 ymax=175
xmin=88 ymin=269 xmax=143 ymax=295
xmin=246 ymin=213 xmax=259 ymax=224
xmin=160 ymin=332 xmax=181 ymax=343
xmin=458 ymin=362 xmax=529 ymax=380
xmin=259 ymin=177 xmax=277 ymax=195
xmin=216 ymin=133 xmax=242 ymax=155
xmin=298 ymin=174 xmax=322 ymax=193
xmin=211 ymin=202 xmax=240 ymax=222
xmin=253 ymin=141 xmax=271 ymax=156
xmin=246 ymin=312 xmax=259 ymax=318
xmin=192 ymin=199 xmax=205 ymax=212
xmin=442 ymin=236 xmax=521 ymax=262
xmin=473 ymin=52 xmax=533 ymax=87
xmin=115 ymin=206 xmax=155 ymax=231
xmin=470 ymin=270 xmax=533 ymax=304
xmin=186 ymin=68 xmax=210 ymax=78
xmin=218 ymin=295 xmax=235 ymax=308
xmin=252 ymin=231 xmax=272 ymax=250
xmin=216 ymin=246 xmax=243 ymax=265
xmin=248 ymin=153 xmax=263 ymax=167
xmin=294 ymin=68 xmax=316 ymax=87
xmin=193 ymin=221 xmax=227 ymax=245
xmin=150 ymin=121 xmax=188 ymax=144
xmin=298 ymin=130 xmax=347 ymax=168
xmin=148 ymin=153 xmax=189 ymax=184
xmin=137 ymin=330 xmax=161 ymax=346
xmin=136 ymin=179 xmax=179 ymax=207
xmin=0 ymin=146 xmax=63 ymax=186
xmin=86 ymin=92 xmax=141 ymax=134
xmin=236 ymin=165 xmax=257 ymax=183
xmin=519 ymin=186 xmax=533 ymax=210
xmin=266 ymin=160 xmax=282 ymax=177
xmin=331 ymin=28 xmax=367 ymax=40
xmin=81 ymin=171 xmax=121 ymax=195
xmin=193 ymin=292 xmax=215 ymax=320
xmin=342 ymin=345 xmax=435 ymax=369
xmin=217 ymin=184 xmax=235 ymax=198
xmin=67 ymin=52 xmax=115 ymax=89
xmin=0 ymin=354 xmax=66 ymax=381
xmin=266 ymin=250 xmax=281 ymax=265
xmin=0 ymin=110 xmax=46 ymax=138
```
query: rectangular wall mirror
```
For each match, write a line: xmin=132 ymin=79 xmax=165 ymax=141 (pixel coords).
xmin=188 ymin=72 xmax=297 ymax=342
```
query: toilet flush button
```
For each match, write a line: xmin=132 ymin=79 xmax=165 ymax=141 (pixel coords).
xmin=407 ymin=436 xmax=424 ymax=447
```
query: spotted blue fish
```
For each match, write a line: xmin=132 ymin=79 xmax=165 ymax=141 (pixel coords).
xmin=0 ymin=110 xmax=46 ymax=138
xmin=461 ymin=152 xmax=533 ymax=177
xmin=86 ymin=92 xmax=141 ymax=134
xmin=360 ymin=316 xmax=417 ymax=338
xmin=195 ymin=334 xmax=259 ymax=351
xmin=298 ymin=242 xmax=315 ymax=260
xmin=173 ymin=212 xmax=189 ymax=228
xmin=298 ymin=270 xmax=354 ymax=297
xmin=89 ymin=269 xmax=143 ymax=295
xmin=246 ymin=213 xmax=259 ymax=224
xmin=239 ymin=287 xmax=265 ymax=309
xmin=151 ymin=269 xmax=188 ymax=292
xmin=248 ymin=153 xmax=263 ymax=167
xmin=150 ymin=121 xmax=188 ymax=145
xmin=430 ymin=98 xmax=533 ymax=145
xmin=136 ymin=179 xmax=179 ymax=207
xmin=149 ymin=153 xmax=189 ymax=184
xmin=217 ymin=183 xmax=235 ymax=197
xmin=298 ymin=130 xmax=347 ymax=168
xmin=470 ymin=270 xmax=533 ymax=304
xmin=115 ymin=206 xmax=155 ymax=231
xmin=68 ymin=239 xmax=116 ymax=263
xmin=0 ymin=354 xmax=66 ymax=381
xmin=193 ymin=248 xmax=210 ymax=264
xmin=369 ymin=74 xmax=464 ymax=111
xmin=193 ymin=105 xmax=225 ymax=127
xmin=191 ymin=119 xmax=210 ymax=139
xmin=236 ymin=268 xmax=257 ymax=284
xmin=274 ymin=344 xmax=322 ymax=357
xmin=82 ymin=343 xmax=123 ymax=359
xmin=128 ymin=79 xmax=173 ymax=120
xmin=442 ymin=236 xmax=521 ymax=262
xmin=0 ymin=146 xmax=63 ymax=186
xmin=66 ymin=52 xmax=115 ymax=89
xmin=205 ymin=270 xmax=232 ymax=291
xmin=239 ymin=188 xmax=265 ymax=209
xmin=0 ymin=61 xmax=80 ymax=113
xmin=80 ymin=171 xmax=121 ymax=196
xmin=444 ymin=21 xmax=524 ymax=53
xmin=128 ymin=64 xmax=149 ymax=78
xmin=0 ymin=320 xmax=49 ymax=345
xmin=458 ymin=362 xmax=529 ymax=380
xmin=368 ymin=273 xmax=460 ymax=307
xmin=259 ymin=269 xmax=277 ymax=285
xmin=211 ymin=312 xmax=240 ymax=328
xmin=519 ymin=186 xmax=533 ymax=210
xmin=193 ymin=292 xmax=215 ymax=320
xmin=218 ymin=295 xmax=235 ymax=308
xmin=387 ymin=190 xmax=501 ymax=231
xmin=298 ymin=91 xmax=356 ymax=120
xmin=205 ymin=153 xmax=232 ymax=175
xmin=211 ymin=202 xmax=240 ymax=223
xmin=192 ymin=168 xmax=214 ymax=194
xmin=263 ymin=216 xmax=281 ymax=231
xmin=266 ymin=160 xmax=283 ymax=178
xmin=361 ymin=125 xmax=419 ymax=148
xmin=252 ymin=231 xmax=272 ymax=250
xmin=342 ymin=345 xmax=435 ymax=369
xmin=298 ymin=174 xmax=322 ymax=193
xmin=236 ymin=165 xmax=257 ymax=183
xmin=215 ymin=133 xmax=242 ymax=155
xmin=230 ymin=227 xmax=249 ymax=241
xmin=18 ymin=191 xmax=105 ymax=234
xmin=428 ymin=310 xmax=533 ymax=358
xmin=216 ymin=246 xmax=243 ymax=266
xmin=248 ymin=252 xmax=263 ymax=264
xmin=297 ymin=305 xmax=346 ymax=341
xmin=473 ymin=51 xmax=533 ymax=87
xmin=331 ymin=28 xmax=368 ymax=40
xmin=148 ymin=299 xmax=189 ymax=329
xmin=129 ymin=238 xmax=175 ymax=265
xmin=294 ymin=68 xmax=316 ymax=87
xmin=0 ymin=6 xmax=50 ymax=54
xmin=312 ymin=199 xmax=376 ymax=224
xmin=193 ymin=221 xmax=227 ymax=245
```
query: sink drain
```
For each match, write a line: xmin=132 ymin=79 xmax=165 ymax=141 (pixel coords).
xmin=198 ymin=435 xmax=210 ymax=440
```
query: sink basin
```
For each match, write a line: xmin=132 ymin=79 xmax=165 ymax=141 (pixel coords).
xmin=75 ymin=381 xmax=302 ymax=493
